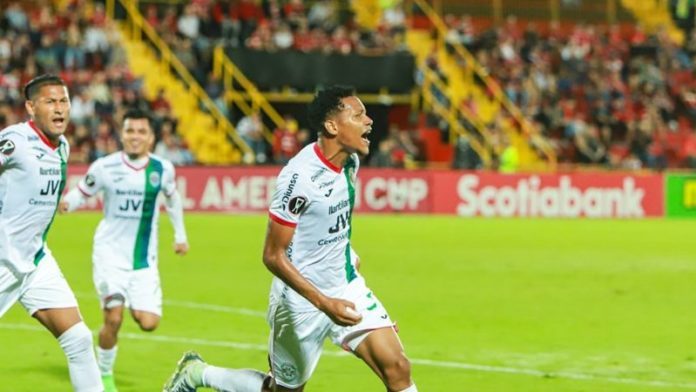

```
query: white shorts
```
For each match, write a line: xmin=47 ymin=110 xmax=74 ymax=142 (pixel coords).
xmin=0 ymin=252 xmax=79 ymax=317
xmin=267 ymin=276 xmax=395 ymax=388
xmin=93 ymin=264 xmax=162 ymax=316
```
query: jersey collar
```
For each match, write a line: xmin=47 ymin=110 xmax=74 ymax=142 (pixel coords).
xmin=28 ymin=120 xmax=60 ymax=150
xmin=313 ymin=143 xmax=341 ymax=173
xmin=121 ymin=152 xmax=150 ymax=171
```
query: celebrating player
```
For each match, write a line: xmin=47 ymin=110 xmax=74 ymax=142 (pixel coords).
xmin=61 ymin=108 xmax=189 ymax=392
xmin=0 ymin=74 xmax=102 ymax=391
xmin=164 ymin=86 xmax=417 ymax=392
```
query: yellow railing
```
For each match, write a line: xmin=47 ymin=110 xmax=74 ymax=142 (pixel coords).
xmin=106 ymin=0 xmax=252 ymax=160
xmin=212 ymin=46 xmax=286 ymax=144
xmin=620 ymin=0 xmax=684 ymax=44
xmin=412 ymin=0 xmax=557 ymax=169
xmin=419 ymin=65 xmax=492 ymax=166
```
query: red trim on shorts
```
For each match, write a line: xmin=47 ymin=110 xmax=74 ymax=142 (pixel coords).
xmin=313 ymin=143 xmax=341 ymax=173
xmin=28 ymin=120 xmax=59 ymax=150
xmin=269 ymin=212 xmax=297 ymax=228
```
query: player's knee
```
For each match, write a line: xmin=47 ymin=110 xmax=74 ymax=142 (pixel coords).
xmin=138 ymin=320 xmax=159 ymax=332
xmin=136 ymin=316 xmax=159 ymax=332
xmin=58 ymin=322 xmax=94 ymax=359
xmin=383 ymin=355 xmax=412 ymax=390
xmin=103 ymin=314 xmax=123 ymax=331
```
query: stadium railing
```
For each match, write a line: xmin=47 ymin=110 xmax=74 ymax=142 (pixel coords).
xmin=408 ymin=0 xmax=558 ymax=171
xmin=106 ymin=0 xmax=254 ymax=164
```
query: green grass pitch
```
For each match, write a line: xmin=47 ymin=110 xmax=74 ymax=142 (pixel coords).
xmin=1 ymin=213 xmax=695 ymax=391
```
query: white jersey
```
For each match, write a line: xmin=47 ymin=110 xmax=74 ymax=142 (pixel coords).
xmin=0 ymin=121 xmax=68 ymax=274
xmin=75 ymin=152 xmax=178 ymax=270
xmin=268 ymin=143 xmax=361 ymax=311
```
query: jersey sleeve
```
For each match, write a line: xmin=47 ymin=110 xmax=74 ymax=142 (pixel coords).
xmin=76 ymin=159 xmax=103 ymax=197
xmin=161 ymin=160 xmax=177 ymax=197
xmin=0 ymin=130 xmax=22 ymax=167
xmin=268 ymin=166 xmax=311 ymax=228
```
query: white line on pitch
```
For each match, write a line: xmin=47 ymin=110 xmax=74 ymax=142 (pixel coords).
xmin=74 ymin=292 xmax=266 ymax=317
xmin=1 ymin=323 xmax=695 ymax=390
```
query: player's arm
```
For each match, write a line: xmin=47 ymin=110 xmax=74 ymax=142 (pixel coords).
xmin=162 ymin=163 xmax=188 ymax=255
xmin=0 ymin=130 xmax=21 ymax=169
xmin=60 ymin=160 xmax=102 ymax=213
xmin=262 ymin=219 xmax=362 ymax=326
xmin=163 ymin=191 xmax=188 ymax=255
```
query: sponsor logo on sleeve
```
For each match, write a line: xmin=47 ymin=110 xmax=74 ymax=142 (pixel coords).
xmin=85 ymin=174 xmax=96 ymax=187
xmin=281 ymin=173 xmax=299 ymax=208
xmin=288 ymin=196 xmax=308 ymax=215
xmin=0 ymin=139 xmax=15 ymax=156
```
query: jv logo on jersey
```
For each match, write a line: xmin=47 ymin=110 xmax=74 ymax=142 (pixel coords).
xmin=149 ymin=172 xmax=160 ymax=187
xmin=118 ymin=198 xmax=143 ymax=211
xmin=0 ymin=139 xmax=15 ymax=156
xmin=40 ymin=180 xmax=61 ymax=196
xmin=287 ymin=196 xmax=308 ymax=215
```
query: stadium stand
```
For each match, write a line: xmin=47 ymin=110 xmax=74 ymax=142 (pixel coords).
xmin=0 ymin=0 xmax=194 ymax=164
xmin=2 ymin=0 xmax=695 ymax=170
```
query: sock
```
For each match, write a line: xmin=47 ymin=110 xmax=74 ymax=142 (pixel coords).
xmin=96 ymin=345 xmax=118 ymax=375
xmin=57 ymin=322 xmax=102 ymax=392
xmin=397 ymin=384 xmax=418 ymax=392
xmin=202 ymin=366 xmax=266 ymax=392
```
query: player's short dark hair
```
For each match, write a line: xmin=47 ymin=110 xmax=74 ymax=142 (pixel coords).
xmin=307 ymin=85 xmax=355 ymax=135
xmin=23 ymin=74 xmax=67 ymax=100
xmin=123 ymin=108 xmax=152 ymax=125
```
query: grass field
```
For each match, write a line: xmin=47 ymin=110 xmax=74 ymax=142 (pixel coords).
xmin=1 ymin=213 xmax=695 ymax=391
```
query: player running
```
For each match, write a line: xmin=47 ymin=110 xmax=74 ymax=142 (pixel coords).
xmin=0 ymin=74 xmax=102 ymax=391
xmin=164 ymin=86 xmax=417 ymax=392
xmin=61 ymin=108 xmax=189 ymax=392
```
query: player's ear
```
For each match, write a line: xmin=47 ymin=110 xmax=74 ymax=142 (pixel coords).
xmin=25 ymin=100 xmax=35 ymax=118
xmin=324 ymin=119 xmax=338 ymax=137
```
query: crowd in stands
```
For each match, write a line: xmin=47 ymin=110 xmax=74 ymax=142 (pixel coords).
xmin=439 ymin=14 xmax=696 ymax=169
xmin=145 ymin=0 xmax=408 ymax=64
xmin=3 ymin=0 xmax=696 ymax=170
xmin=0 ymin=1 xmax=193 ymax=165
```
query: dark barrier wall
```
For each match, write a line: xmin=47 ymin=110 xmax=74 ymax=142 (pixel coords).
xmin=226 ymin=48 xmax=415 ymax=93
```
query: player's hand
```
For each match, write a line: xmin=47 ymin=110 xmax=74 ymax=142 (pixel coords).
xmin=174 ymin=242 xmax=189 ymax=256
xmin=58 ymin=200 xmax=69 ymax=214
xmin=318 ymin=297 xmax=362 ymax=327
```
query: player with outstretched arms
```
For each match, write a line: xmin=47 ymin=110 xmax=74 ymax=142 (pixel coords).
xmin=164 ymin=86 xmax=417 ymax=392
xmin=61 ymin=108 xmax=189 ymax=392
xmin=0 ymin=74 xmax=102 ymax=391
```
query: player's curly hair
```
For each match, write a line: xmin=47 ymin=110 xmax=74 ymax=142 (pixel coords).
xmin=307 ymin=85 xmax=355 ymax=135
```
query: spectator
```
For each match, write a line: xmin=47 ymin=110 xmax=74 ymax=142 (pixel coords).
xmin=236 ymin=112 xmax=267 ymax=163
xmin=155 ymin=129 xmax=195 ymax=166
xmin=272 ymin=115 xmax=301 ymax=164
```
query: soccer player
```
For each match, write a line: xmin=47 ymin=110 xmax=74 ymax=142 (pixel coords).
xmin=164 ymin=86 xmax=417 ymax=392
xmin=0 ymin=74 xmax=102 ymax=391
xmin=61 ymin=109 xmax=189 ymax=392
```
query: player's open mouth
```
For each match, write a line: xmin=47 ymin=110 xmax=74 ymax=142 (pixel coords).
xmin=361 ymin=129 xmax=371 ymax=144
xmin=52 ymin=118 xmax=65 ymax=126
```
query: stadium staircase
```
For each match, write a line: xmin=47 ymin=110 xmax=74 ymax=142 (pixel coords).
xmin=620 ymin=0 xmax=684 ymax=44
xmin=211 ymin=47 xmax=288 ymax=153
xmin=404 ymin=0 xmax=557 ymax=170
xmin=105 ymin=0 xmax=250 ymax=164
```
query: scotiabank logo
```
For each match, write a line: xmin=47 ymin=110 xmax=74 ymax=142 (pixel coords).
xmin=457 ymin=175 xmax=646 ymax=217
